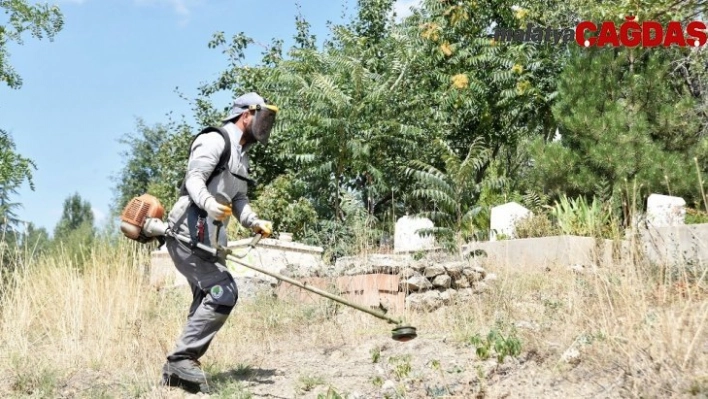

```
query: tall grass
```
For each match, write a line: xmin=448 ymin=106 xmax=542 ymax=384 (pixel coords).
xmin=0 ymin=225 xmax=705 ymax=397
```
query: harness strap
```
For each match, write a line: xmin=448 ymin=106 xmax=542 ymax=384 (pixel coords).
xmin=178 ymin=126 xmax=232 ymax=198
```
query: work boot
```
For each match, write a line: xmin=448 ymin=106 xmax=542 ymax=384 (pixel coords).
xmin=162 ymin=358 xmax=209 ymax=385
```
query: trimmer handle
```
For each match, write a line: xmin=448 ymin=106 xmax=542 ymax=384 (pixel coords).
xmin=249 ymin=233 xmax=263 ymax=248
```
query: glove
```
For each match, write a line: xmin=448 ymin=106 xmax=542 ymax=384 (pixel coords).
xmin=204 ymin=197 xmax=232 ymax=221
xmin=251 ymin=219 xmax=273 ymax=238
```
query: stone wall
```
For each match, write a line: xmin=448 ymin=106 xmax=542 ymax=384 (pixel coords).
xmin=461 ymin=235 xmax=620 ymax=271
xmin=273 ymin=254 xmax=497 ymax=314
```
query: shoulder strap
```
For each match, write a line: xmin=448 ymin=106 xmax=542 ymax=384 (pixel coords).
xmin=178 ymin=126 xmax=231 ymax=196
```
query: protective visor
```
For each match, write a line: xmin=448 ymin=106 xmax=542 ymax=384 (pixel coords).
xmin=248 ymin=103 xmax=279 ymax=146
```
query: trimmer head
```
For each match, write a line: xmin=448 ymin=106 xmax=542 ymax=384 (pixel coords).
xmin=391 ymin=325 xmax=417 ymax=342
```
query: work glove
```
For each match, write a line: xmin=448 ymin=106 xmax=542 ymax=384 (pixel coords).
xmin=251 ymin=219 xmax=273 ymax=238
xmin=204 ymin=197 xmax=232 ymax=221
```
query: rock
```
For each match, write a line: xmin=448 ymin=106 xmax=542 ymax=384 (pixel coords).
xmin=424 ymin=264 xmax=446 ymax=278
xmin=381 ymin=380 xmax=398 ymax=397
xmin=444 ymin=262 xmax=465 ymax=277
xmin=484 ymin=272 xmax=497 ymax=282
xmin=455 ymin=288 xmax=475 ymax=302
xmin=432 ymin=274 xmax=452 ymax=289
xmin=439 ymin=288 xmax=456 ymax=304
xmin=474 ymin=281 xmax=490 ymax=293
xmin=399 ymin=268 xmax=418 ymax=279
xmin=453 ymin=275 xmax=470 ymax=289
xmin=462 ymin=268 xmax=484 ymax=282
xmin=407 ymin=291 xmax=443 ymax=311
xmin=401 ymin=275 xmax=432 ymax=292
xmin=561 ymin=347 xmax=581 ymax=365
xmin=411 ymin=262 xmax=427 ymax=273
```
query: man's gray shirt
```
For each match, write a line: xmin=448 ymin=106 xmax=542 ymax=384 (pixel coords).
xmin=167 ymin=122 xmax=258 ymax=247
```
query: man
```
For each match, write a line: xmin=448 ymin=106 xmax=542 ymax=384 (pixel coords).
xmin=161 ymin=92 xmax=277 ymax=391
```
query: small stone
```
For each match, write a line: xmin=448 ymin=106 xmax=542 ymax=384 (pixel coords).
xmin=432 ymin=274 xmax=452 ymax=289
xmin=440 ymin=288 xmax=456 ymax=304
xmin=424 ymin=264 xmax=446 ymax=278
xmin=407 ymin=291 xmax=443 ymax=311
xmin=474 ymin=281 xmax=490 ymax=293
xmin=561 ymin=347 xmax=581 ymax=365
xmin=483 ymin=272 xmax=497 ymax=282
xmin=444 ymin=262 xmax=465 ymax=277
xmin=410 ymin=258 xmax=427 ymax=271
xmin=453 ymin=275 xmax=470 ymax=289
xmin=381 ymin=380 xmax=397 ymax=397
xmin=399 ymin=268 xmax=418 ymax=279
xmin=401 ymin=275 xmax=432 ymax=292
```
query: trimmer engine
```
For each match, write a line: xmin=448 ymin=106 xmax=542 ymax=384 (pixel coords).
xmin=120 ymin=193 xmax=167 ymax=243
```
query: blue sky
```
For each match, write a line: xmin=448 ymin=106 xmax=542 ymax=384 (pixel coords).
xmin=1 ymin=0 xmax=422 ymax=235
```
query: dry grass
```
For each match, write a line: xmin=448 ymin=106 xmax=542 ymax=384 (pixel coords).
xmin=0 ymin=237 xmax=706 ymax=398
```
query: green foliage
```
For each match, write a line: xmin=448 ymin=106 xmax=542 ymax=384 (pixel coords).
xmin=249 ymin=174 xmax=318 ymax=240
xmin=316 ymin=387 xmax=344 ymax=399
xmin=54 ymin=193 xmax=94 ymax=239
xmin=0 ymin=0 xmax=64 ymax=89
xmin=111 ymin=116 xmax=196 ymax=215
xmin=19 ymin=222 xmax=50 ymax=258
xmin=0 ymin=130 xmax=35 ymax=233
xmin=405 ymin=137 xmax=505 ymax=251
xmin=514 ymin=212 xmax=561 ymax=239
xmin=525 ymin=46 xmax=708 ymax=215
xmin=52 ymin=193 xmax=95 ymax=269
xmin=112 ymin=119 xmax=175 ymax=213
xmin=468 ymin=327 xmax=522 ymax=363
xmin=550 ymin=195 xmax=617 ymax=239
xmin=685 ymin=208 xmax=708 ymax=225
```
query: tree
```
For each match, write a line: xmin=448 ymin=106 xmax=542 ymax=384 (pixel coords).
xmin=111 ymin=119 xmax=172 ymax=213
xmin=111 ymin=115 xmax=198 ymax=215
xmin=18 ymin=221 xmax=50 ymax=258
xmin=51 ymin=193 xmax=95 ymax=269
xmin=1 ymin=0 xmax=64 ymax=89
xmin=54 ymin=193 xmax=94 ymax=239
xmin=523 ymin=46 xmax=708 ymax=222
xmin=405 ymin=137 xmax=505 ymax=251
xmin=0 ymin=130 xmax=35 ymax=234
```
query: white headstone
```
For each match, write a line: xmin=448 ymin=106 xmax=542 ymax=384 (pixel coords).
xmin=394 ymin=215 xmax=436 ymax=253
xmin=490 ymin=202 xmax=532 ymax=241
xmin=646 ymin=193 xmax=686 ymax=227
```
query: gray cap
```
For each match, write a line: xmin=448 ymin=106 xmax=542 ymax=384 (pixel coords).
xmin=222 ymin=92 xmax=267 ymax=122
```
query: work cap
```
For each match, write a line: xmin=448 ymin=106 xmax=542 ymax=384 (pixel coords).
xmin=222 ymin=92 xmax=267 ymax=122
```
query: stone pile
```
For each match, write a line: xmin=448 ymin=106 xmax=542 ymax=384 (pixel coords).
xmin=330 ymin=254 xmax=497 ymax=312
xmin=398 ymin=259 xmax=497 ymax=311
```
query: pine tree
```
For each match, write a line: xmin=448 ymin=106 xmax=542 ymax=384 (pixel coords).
xmin=525 ymin=46 xmax=708 ymax=211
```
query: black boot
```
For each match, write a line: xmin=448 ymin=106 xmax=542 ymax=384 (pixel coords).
xmin=161 ymin=358 xmax=210 ymax=393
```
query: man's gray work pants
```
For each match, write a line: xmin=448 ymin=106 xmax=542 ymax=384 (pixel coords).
xmin=164 ymin=236 xmax=239 ymax=362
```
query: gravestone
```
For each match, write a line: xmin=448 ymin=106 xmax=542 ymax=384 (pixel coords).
xmin=490 ymin=202 xmax=532 ymax=241
xmin=646 ymin=193 xmax=686 ymax=227
xmin=394 ymin=215 xmax=436 ymax=253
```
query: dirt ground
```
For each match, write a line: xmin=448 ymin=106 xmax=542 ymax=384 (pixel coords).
xmin=49 ymin=314 xmax=633 ymax=399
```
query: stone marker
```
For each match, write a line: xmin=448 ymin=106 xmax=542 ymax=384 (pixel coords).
xmin=394 ymin=215 xmax=436 ymax=253
xmin=646 ymin=193 xmax=686 ymax=227
xmin=490 ymin=202 xmax=532 ymax=241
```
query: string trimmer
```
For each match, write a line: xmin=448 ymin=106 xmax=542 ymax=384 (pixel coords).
xmin=119 ymin=193 xmax=417 ymax=342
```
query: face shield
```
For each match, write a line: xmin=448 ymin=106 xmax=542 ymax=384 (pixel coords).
xmin=247 ymin=103 xmax=279 ymax=146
